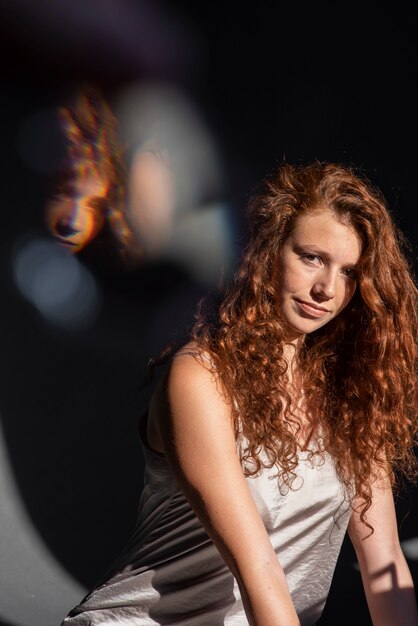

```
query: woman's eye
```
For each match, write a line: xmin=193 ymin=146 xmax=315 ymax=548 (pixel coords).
xmin=342 ymin=267 xmax=358 ymax=280
xmin=300 ymin=253 xmax=321 ymax=265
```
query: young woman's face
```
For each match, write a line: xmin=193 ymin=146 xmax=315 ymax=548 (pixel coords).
xmin=277 ymin=208 xmax=362 ymax=342
xmin=46 ymin=192 xmax=105 ymax=253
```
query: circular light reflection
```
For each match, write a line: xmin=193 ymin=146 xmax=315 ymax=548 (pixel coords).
xmin=13 ymin=237 xmax=101 ymax=330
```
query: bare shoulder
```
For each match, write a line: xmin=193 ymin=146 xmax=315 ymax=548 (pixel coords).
xmin=168 ymin=341 xmax=221 ymax=397
xmin=153 ymin=341 xmax=218 ymax=399
xmin=167 ymin=341 xmax=231 ymax=426
xmin=147 ymin=341 xmax=231 ymax=453
xmin=171 ymin=340 xmax=215 ymax=371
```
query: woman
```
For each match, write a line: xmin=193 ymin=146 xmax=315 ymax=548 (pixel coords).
xmin=61 ymin=162 xmax=418 ymax=625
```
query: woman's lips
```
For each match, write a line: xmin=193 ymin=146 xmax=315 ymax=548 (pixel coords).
xmin=295 ymin=299 xmax=330 ymax=318
xmin=54 ymin=236 xmax=78 ymax=247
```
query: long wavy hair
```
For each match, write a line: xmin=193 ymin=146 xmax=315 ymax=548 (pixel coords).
xmin=185 ymin=161 xmax=418 ymax=529
xmin=48 ymin=84 xmax=135 ymax=262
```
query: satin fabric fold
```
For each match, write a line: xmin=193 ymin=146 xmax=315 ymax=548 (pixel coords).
xmin=61 ymin=427 xmax=351 ymax=626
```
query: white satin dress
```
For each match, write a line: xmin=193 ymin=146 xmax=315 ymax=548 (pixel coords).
xmin=60 ymin=408 xmax=352 ymax=626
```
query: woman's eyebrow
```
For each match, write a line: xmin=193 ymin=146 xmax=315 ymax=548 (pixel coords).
xmin=293 ymin=244 xmax=330 ymax=258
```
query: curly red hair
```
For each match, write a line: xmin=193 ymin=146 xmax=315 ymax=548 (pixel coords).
xmin=189 ymin=162 xmax=418 ymax=529
xmin=49 ymin=84 xmax=135 ymax=260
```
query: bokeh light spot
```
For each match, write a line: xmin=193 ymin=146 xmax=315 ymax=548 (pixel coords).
xmin=13 ymin=237 xmax=101 ymax=330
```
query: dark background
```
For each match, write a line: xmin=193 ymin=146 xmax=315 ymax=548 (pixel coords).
xmin=0 ymin=2 xmax=417 ymax=625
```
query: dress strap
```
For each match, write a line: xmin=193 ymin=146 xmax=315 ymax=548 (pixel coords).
xmin=173 ymin=349 xmax=214 ymax=367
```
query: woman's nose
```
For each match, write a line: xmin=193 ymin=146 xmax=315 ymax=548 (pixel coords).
xmin=55 ymin=218 xmax=80 ymax=238
xmin=312 ymin=270 xmax=336 ymax=300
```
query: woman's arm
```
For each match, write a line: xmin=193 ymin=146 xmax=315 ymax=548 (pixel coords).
xmin=348 ymin=476 xmax=418 ymax=626
xmin=152 ymin=350 xmax=300 ymax=626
